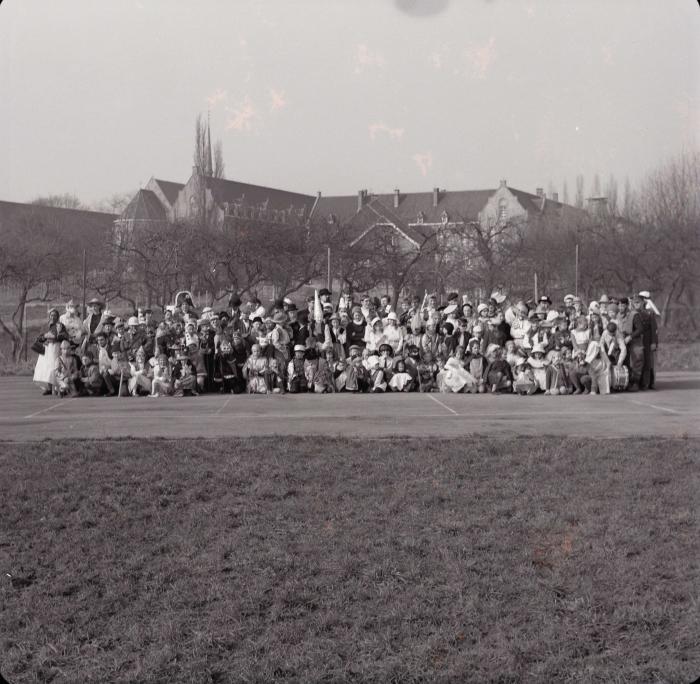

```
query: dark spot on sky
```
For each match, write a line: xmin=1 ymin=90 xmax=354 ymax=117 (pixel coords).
xmin=395 ymin=0 xmax=450 ymax=18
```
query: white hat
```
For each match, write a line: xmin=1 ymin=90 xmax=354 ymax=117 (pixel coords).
xmin=564 ymin=294 xmax=574 ymax=302
xmin=639 ymin=290 xmax=650 ymax=299
xmin=588 ymin=301 xmax=599 ymax=313
xmin=443 ymin=304 xmax=457 ymax=316
xmin=490 ymin=290 xmax=506 ymax=304
xmin=370 ymin=317 xmax=382 ymax=328
xmin=293 ymin=344 xmax=306 ymax=353
xmin=477 ymin=303 xmax=488 ymax=314
xmin=127 ymin=316 xmax=139 ymax=326
xmin=386 ymin=312 xmax=398 ymax=321
xmin=532 ymin=343 xmax=546 ymax=354
xmin=202 ymin=306 xmax=213 ymax=314
xmin=599 ymin=294 xmax=610 ymax=304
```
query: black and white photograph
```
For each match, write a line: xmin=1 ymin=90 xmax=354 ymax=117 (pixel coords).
xmin=1 ymin=0 xmax=698 ymax=681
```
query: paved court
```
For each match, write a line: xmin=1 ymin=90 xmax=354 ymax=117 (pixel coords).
xmin=0 ymin=373 xmax=698 ymax=442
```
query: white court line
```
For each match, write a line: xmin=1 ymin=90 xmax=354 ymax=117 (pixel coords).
xmin=215 ymin=396 xmax=232 ymax=415
xmin=24 ymin=399 xmax=73 ymax=419
xmin=622 ymin=398 xmax=681 ymax=415
xmin=426 ymin=394 xmax=458 ymax=415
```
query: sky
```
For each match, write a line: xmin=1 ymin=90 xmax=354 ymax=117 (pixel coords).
xmin=0 ymin=0 xmax=698 ymax=206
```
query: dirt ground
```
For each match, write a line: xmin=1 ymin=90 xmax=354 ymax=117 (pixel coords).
xmin=1 ymin=372 xmax=698 ymax=442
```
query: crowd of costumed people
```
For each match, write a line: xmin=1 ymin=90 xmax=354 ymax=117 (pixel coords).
xmin=31 ymin=286 xmax=660 ymax=398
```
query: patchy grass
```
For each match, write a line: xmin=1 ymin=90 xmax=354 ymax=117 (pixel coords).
xmin=0 ymin=437 xmax=698 ymax=683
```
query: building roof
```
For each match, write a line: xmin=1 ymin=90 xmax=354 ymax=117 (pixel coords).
xmin=204 ymin=176 xmax=316 ymax=213
xmin=313 ymin=189 xmax=496 ymax=225
xmin=119 ymin=189 xmax=167 ymax=221
xmin=0 ymin=200 xmax=116 ymax=229
xmin=151 ymin=179 xmax=185 ymax=206
xmin=312 ymin=187 xmax=588 ymax=225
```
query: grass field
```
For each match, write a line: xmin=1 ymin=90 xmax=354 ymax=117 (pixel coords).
xmin=1 ymin=437 xmax=698 ymax=683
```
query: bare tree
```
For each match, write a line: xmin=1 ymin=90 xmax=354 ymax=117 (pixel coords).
xmin=31 ymin=193 xmax=83 ymax=209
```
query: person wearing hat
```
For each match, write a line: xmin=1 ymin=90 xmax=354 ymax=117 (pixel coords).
xmin=637 ymin=291 xmax=659 ymax=389
xmin=171 ymin=347 xmax=198 ymax=397
xmin=270 ymin=311 xmax=291 ymax=365
xmin=59 ymin=298 xmax=83 ymax=346
xmin=527 ymin=343 xmax=549 ymax=392
xmin=82 ymin=297 xmax=106 ymax=345
xmin=382 ymin=311 xmax=404 ymax=356
xmin=287 ymin=344 xmax=309 ymax=393
xmin=32 ymin=307 xmax=68 ymax=394
xmin=628 ymin=295 xmax=655 ymax=391
xmin=513 ymin=355 xmax=537 ymax=395
xmin=364 ymin=316 xmax=387 ymax=354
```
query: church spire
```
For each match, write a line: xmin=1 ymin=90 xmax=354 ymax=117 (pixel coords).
xmin=204 ymin=110 xmax=214 ymax=177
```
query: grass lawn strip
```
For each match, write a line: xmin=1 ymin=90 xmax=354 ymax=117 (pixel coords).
xmin=1 ymin=437 xmax=698 ymax=683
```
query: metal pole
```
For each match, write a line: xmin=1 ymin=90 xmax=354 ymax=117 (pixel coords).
xmin=326 ymin=246 xmax=331 ymax=291
xmin=534 ymin=272 xmax=538 ymax=301
xmin=23 ymin=303 xmax=27 ymax=362
xmin=575 ymin=243 xmax=579 ymax=297
xmin=81 ymin=248 xmax=87 ymax=317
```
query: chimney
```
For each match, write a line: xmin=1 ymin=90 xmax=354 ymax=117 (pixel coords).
xmin=552 ymin=192 xmax=559 ymax=202
xmin=357 ymin=189 xmax=366 ymax=212
xmin=432 ymin=187 xmax=440 ymax=207
xmin=393 ymin=188 xmax=400 ymax=209
xmin=535 ymin=187 xmax=544 ymax=198
xmin=499 ymin=179 xmax=507 ymax=188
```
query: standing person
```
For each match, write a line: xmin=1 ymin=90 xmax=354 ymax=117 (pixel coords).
xmin=32 ymin=308 xmax=67 ymax=395
xmin=82 ymin=298 xmax=107 ymax=346
xmin=628 ymin=295 xmax=652 ymax=391
xmin=59 ymin=299 xmax=83 ymax=346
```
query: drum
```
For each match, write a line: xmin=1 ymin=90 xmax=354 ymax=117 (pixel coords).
xmin=610 ymin=365 xmax=629 ymax=392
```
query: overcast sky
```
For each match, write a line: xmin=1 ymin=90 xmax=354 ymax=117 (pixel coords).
xmin=1 ymin=0 xmax=698 ymax=206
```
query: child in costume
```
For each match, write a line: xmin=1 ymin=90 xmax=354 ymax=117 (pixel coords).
xmin=79 ymin=350 xmax=104 ymax=396
xmin=527 ymin=343 xmax=549 ymax=392
xmin=585 ymin=340 xmax=611 ymax=395
xmin=244 ymin=344 xmax=270 ymax=394
xmin=416 ymin=351 xmax=439 ymax=392
xmin=213 ymin=338 xmax=240 ymax=394
xmin=483 ymin=346 xmax=513 ymax=393
xmin=389 ymin=359 xmax=415 ymax=392
xmin=150 ymin=354 xmax=172 ymax=397
xmin=513 ymin=356 xmax=537 ymax=395
xmin=128 ymin=347 xmax=153 ymax=396
xmin=54 ymin=340 xmax=80 ymax=397
xmin=172 ymin=351 xmax=198 ymax=397
xmin=108 ymin=349 xmax=132 ymax=396
xmin=304 ymin=348 xmax=335 ymax=393
xmin=287 ymin=345 xmax=309 ymax=393
xmin=438 ymin=346 xmax=477 ymax=393
xmin=464 ymin=338 xmax=487 ymax=393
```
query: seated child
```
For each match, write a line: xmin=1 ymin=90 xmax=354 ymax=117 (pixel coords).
xmin=150 ymin=354 xmax=172 ymax=397
xmin=513 ymin=356 xmax=537 ymax=395
xmin=108 ymin=349 xmax=132 ymax=397
xmin=483 ymin=346 xmax=513 ymax=393
xmin=364 ymin=352 xmax=387 ymax=393
xmin=172 ymin=351 xmax=198 ymax=397
xmin=416 ymin=351 xmax=439 ymax=392
xmin=464 ymin=338 xmax=487 ymax=393
xmin=305 ymin=348 xmax=335 ymax=393
xmin=438 ymin=346 xmax=477 ymax=393
xmin=389 ymin=359 xmax=415 ymax=392
xmin=287 ymin=345 xmax=309 ymax=393
xmin=79 ymin=350 xmax=104 ymax=396
xmin=527 ymin=343 xmax=549 ymax=392
xmin=244 ymin=344 xmax=269 ymax=394
xmin=128 ymin=347 xmax=153 ymax=396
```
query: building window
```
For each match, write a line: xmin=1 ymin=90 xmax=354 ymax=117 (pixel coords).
xmin=498 ymin=199 xmax=508 ymax=222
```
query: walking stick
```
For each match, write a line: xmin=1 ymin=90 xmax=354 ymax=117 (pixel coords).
xmin=118 ymin=370 xmax=123 ymax=398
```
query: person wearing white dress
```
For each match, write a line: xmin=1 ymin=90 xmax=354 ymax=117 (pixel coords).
xmin=33 ymin=308 xmax=67 ymax=395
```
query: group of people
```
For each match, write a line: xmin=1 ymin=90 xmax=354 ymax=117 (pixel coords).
xmin=32 ymin=286 xmax=660 ymax=398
